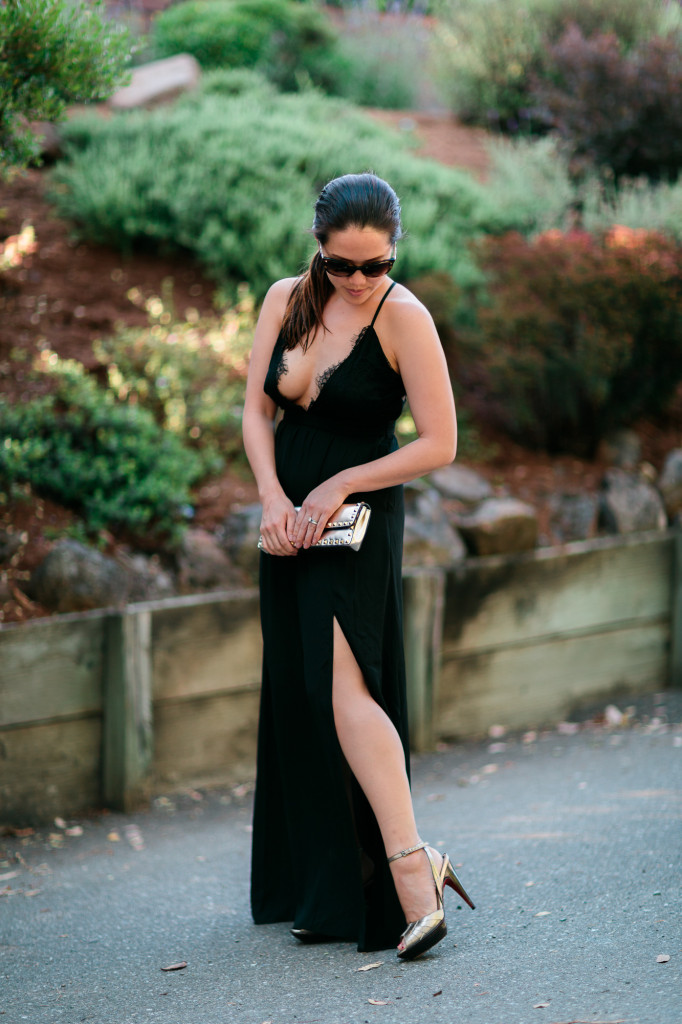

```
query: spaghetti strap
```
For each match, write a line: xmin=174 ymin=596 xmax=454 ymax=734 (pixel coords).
xmin=370 ymin=281 xmax=397 ymax=327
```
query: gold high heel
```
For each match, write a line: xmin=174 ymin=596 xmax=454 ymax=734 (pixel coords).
xmin=388 ymin=840 xmax=475 ymax=961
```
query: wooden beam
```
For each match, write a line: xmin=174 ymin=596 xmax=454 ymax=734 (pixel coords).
xmin=672 ymin=523 xmax=682 ymax=688
xmin=403 ymin=568 xmax=445 ymax=752
xmin=102 ymin=610 xmax=153 ymax=811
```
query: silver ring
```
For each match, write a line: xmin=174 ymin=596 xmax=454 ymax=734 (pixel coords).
xmin=308 ymin=516 xmax=319 ymax=525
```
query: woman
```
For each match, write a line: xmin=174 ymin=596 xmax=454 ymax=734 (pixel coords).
xmin=242 ymin=172 xmax=474 ymax=959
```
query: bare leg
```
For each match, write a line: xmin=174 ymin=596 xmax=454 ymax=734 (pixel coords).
xmin=331 ymin=620 xmax=442 ymax=938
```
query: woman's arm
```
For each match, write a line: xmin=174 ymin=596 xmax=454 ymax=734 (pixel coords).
xmin=242 ymin=278 xmax=299 ymax=556
xmin=292 ymin=291 xmax=457 ymax=548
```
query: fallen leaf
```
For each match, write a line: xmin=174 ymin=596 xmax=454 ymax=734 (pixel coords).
xmin=24 ymin=889 xmax=42 ymax=897
xmin=368 ymin=999 xmax=390 ymax=1005
xmin=488 ymin=742 xmax=507 ymax=754
xmin=65 ymin=826 xmax=83 ymax=837
xmin=357 ymin=962 xmax=383 ymax=972
xmin=525 ymin=881 xmax=535 ymax=887
xmin=426 ymin=793 xmax=445 ymax=802
xmin=656 ymin=954 xmax=671 ymax=963
xmin=161 ymin=961 xmax=188 ymax=972
xmin=54 ymin=817 xmax=67 ymax=830
xmin=0 ymin=871 xmax=19 ymax=882
xmin=482 ymin=763 xmax=498 ymax=774
xmin=433 ymin=989 xmax=442 ymax=997
xmin=533 ymin=1003 xmax=550 ymax=1008
xmin=534 ymin=911 xmax=551 ymax=917
xmin=107 ymin=831 xmax=120 ymax=842
xmin=488 ymin=724 xmax=506 ymax=738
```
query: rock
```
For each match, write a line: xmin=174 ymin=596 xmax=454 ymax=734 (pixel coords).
xmin=220 ymin=503 xmax=263 ymax=581
xmin=0 ymin=529 xmax=25 ymax=565
xmin=657 ymin=449 xmax=682 ymax=520
xmin=115 ymin=551 xmax=177 ymax=603
xmin=451 ymin=497 xmax=538 ymax=556
xmin=109 ymin=54 xmax=201 ymax=110
xmin=26 ymin=540 xmax=129 ymax=613
xmin=428 ymin=463 xmax=493 ymax=505
xmin=599 ymin=468 xmax=667 ymax=534
xmin=549 ymin=492 xmax=599 ymax=543
xmin=597 ymin=429 xmax=642 ymax=470
xmin=176 ymin=528 xmax=241 ymax=590
xmin=403 ymin=485 xmax=466 ymax=567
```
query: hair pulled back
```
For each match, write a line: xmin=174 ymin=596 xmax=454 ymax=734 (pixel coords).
xmin=280 ymin=173 xmax=403 ymax=351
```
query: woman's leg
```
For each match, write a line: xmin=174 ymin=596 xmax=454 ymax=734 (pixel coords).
xmin=331 ymin=619 xmax=441 ymax=931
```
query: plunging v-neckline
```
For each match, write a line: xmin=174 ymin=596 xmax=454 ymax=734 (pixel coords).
xmin=275 ymin=324 xmax=368 ymax=412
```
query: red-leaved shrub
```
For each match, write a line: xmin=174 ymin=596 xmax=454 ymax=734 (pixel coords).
xmin=466 ymin=226 xmax=682 ymax=455
xmin=532 ymin=25 xmax=682 ymax=181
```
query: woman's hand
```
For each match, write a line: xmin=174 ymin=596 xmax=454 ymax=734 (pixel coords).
xmin=259 ymin=491 xmax=298 ymax=556
xmin=292 ymin=476 xmax=350 ymax=549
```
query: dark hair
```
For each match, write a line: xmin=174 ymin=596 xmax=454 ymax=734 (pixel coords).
xmin=280 ymin=173 xmax=403 ymax=351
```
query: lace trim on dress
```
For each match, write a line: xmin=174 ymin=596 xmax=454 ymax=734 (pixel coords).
xmin=275 ymin=326 xmax=367 ymax=410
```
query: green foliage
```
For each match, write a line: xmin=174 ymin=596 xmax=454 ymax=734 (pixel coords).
xmin=335 ymin=9 xmax=431 ymax=109
xmin=434 ymin=0 xmax=681 ymax=132
xmin=50 ymin=84 xmax=495 ymax=300
xmin=152 ymin=0 xmax=344 ymax=92
xmin=0 ymin=0 xmax=132 ymax=175
xmin=0 ymin=354 xmax=202 ymax=546
xmin=465 ymin=227 xmax=682 ymax=455
xmin=93 ymin=280 xmax=256 ymax=469
xmin=533 ymin=27 xmax=682 ymax=182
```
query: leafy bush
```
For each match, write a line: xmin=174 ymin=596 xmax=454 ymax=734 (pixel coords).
xmin=464 ymin=227 xmax=682 ymax=455
xmin=479 ymin=133 xmax=682 ymax=240
xmin=51 ymin=83 xmax=496 ymax=300
xmin=152 ymin=0 xmax=345 ymax=93
xmin=532 ymin=27 xmax=682 ymax=182
xmin=335 ymin=9 xmax=431 ymax=109
xmin=433 ymin=0 xmax=681 ymax=132
xmin=0 ymin=355 xmax=203 ymax=545
xmin=0 ymin=0 xmax=132 ymax=175
xmin=93 ymin=281 xmax=255 ymax=469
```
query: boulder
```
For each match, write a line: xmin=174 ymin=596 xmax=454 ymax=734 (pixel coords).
xmin=403 ymin=484 xmax=466 ymax=567
xmin=657 ymin=449 xmax=682 ymax=520
xmin=0 ymin=529 xmax=25 ymax=565
xmin=549 ymin=491 xmax=599 ymax=543
xmin=451 ymin=497 xmax=538 ymax=556
xmin=428 ymin=463 xmax=493 ymax=505
xmin=599 ymin=468 xmax=667 ymax=534
xmin=109 ymin=54 xmax=201 ymax=110
xmin=220 ymin=503 xmax=263 ymax=581
xmin=176 ymin=528 xmax=241 ymax=590
xmin=115 ymin=551 xmax=177 ymax=603
xmin=26 ymin=540 xmax=129 ymax=613
xmin=597 ymin=429 xmax=642 ymax=470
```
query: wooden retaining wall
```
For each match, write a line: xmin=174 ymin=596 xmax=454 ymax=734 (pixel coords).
xmin=0 ymin=530 xmax=679 ymax=825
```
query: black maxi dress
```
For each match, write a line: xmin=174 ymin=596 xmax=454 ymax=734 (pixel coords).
xmin=250 ymin=283 xmax=410 ymax=952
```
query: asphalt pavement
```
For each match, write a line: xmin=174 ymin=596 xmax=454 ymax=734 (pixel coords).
xmin=1 ymin=689 xmax=681 ymax=1024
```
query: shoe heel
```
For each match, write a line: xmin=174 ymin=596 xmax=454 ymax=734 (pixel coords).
xmin=443 ymin=858 xmax=475 ymax=910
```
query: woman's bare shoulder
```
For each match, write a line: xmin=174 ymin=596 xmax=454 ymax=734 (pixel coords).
xmin=382 ymin=282 xmax=437 ymax=334
xmin=262 ymin=276 xmax=301 ymax=314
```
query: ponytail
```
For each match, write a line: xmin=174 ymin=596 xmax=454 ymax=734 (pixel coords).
xmin=280 ymin=250 xmax=333 ymax=352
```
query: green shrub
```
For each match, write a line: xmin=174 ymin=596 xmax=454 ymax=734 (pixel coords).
xmin=334 ymin=9 xmax=430 ymax=109
xmin=479 ymin=134 xmax=682 ymax=240
xmin=433 ymin=0 xmax=681 ymax=132
xmin=0 ymin=355 xmax=203 ymax=545
xmin=152 ymin=0 xmax=344 ymax=93
xmin=532 ymin=27 xmax=682 ymax=182
xmin=464 ymin=227 xmax=682 ymax=455
xmin=93 ymin=281 xmax=255 ymax=469
xmin=51 ymin=85 xmax=495 ymax=300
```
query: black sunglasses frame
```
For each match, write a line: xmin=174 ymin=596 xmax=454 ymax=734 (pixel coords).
xmin=318 ymin=245 xmax=396 ymax=279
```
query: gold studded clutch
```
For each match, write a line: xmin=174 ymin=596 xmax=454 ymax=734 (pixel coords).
xmin=258 ymin=501 xmax=371 ymax=553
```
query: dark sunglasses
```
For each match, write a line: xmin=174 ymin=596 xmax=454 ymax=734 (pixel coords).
xmin=318 ymin=244 xmax=396 ymax=279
